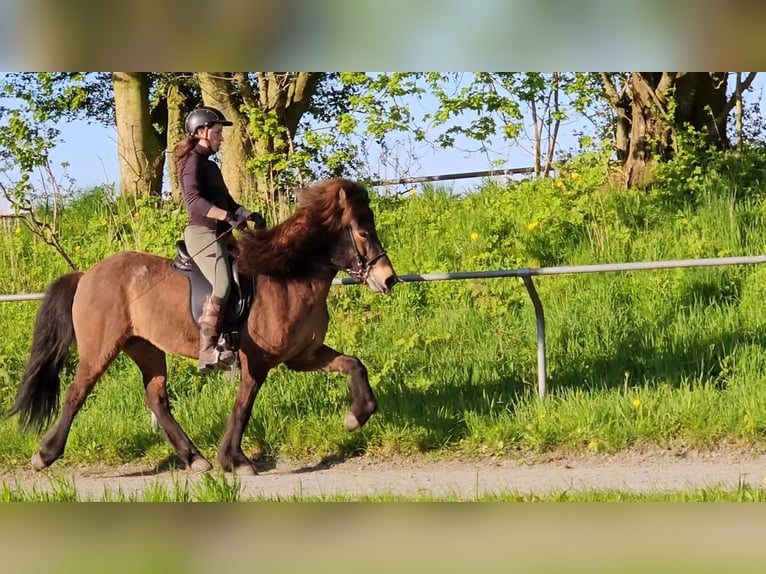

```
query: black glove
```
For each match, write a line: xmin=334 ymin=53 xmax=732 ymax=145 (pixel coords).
xmin=227 ymin=208 xmax=266 ymax=230
xmin=225 ymin=213 xmax=247 ymax=231
xmin=248 ymin=212 xmax=267 ymax=229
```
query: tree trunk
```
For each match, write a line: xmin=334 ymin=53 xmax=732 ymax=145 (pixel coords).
xmin=197 ymin=72 xmax=255 ymax=202
xmin=112 ymin=72 xmax=164 ymax=197
xmin=602 ymin=73 xmax=731 ymax=188
xmin=198 ymin=72 xmax=321 ymax=204
xmin=254 ymin=72 xmax=321 ymax=197
xmin=623 ymin=73 xmax=675 ymax=187
xmin=599 ymin=73 xmax=631 ymax=164
xmin=165 ymin=82 xmax=189 ymax=200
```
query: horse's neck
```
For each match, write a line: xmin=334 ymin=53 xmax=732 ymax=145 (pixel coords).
xmin=259 ymin=273 xmax=334 ymax=305
xmin=301 ymin=274 xmax=335 ymax=301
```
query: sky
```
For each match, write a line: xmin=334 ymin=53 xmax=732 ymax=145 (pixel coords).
xmin=3 ymin=74 xmax=766 ymax=214
xmin=4 ymin=107 xmax=529 ymax=214
xmin=45 ymin=107 xmax=543 ymax=194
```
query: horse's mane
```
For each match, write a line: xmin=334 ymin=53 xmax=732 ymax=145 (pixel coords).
xmin=235 ymin=178 xmax=371 ymax=278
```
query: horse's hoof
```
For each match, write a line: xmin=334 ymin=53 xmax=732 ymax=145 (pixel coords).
xmin=189 ymin=457 xmax=213 ymax=473
xmin=232 ymin=464 xmax=257 ymax=476
xmin=344 ymin=412 xmax=360 ymax=432
xmin=31 ymin=452 xmax=48 ymax=471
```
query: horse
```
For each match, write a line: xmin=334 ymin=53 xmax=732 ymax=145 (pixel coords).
xmin=5 ymin=178 xmax=399 ymax=475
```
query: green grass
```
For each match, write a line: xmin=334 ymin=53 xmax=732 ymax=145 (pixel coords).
xmin=3 ymin=150 xmax=766 ymax=491
xmin=0 ymin=474 xmax=763 ymax=501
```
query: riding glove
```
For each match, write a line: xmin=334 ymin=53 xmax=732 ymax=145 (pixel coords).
xmin=227 ymin=207 xmax=267 ymax=230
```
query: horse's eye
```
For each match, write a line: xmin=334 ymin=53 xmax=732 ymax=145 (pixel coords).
xmin=358 ymin=230 xmax=370 ymax=239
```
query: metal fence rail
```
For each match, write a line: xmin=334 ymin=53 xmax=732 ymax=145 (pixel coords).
xmin=333 ymin=254 xmax=766 ymax=399
xmin=5 ymin=254 xmax=766 ymax=399
xmin=369 ymin=167 xmax=536 ymax=187
xmin=0 ymin=293 xmax=44 ymax=302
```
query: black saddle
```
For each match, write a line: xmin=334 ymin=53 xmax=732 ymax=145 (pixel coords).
xmin=171 ymin=240 xmax=255 ymax=339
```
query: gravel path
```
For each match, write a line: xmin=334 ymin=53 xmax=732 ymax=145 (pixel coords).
xmin=3 ymin=447 xmax=766 ymax=499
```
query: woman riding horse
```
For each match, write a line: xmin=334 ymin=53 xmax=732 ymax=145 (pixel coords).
xmin=6 ymin=178 xmax=398 ymax=475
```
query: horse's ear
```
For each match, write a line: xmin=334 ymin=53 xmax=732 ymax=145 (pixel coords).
xmin=338 ymin=186 xmax=348 ymax=209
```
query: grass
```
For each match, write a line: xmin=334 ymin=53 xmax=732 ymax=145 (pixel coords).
xmin=0 ymin=472 xmax=764 ymax=501
xmin=3 ymin=152 xmax=766 ymax=493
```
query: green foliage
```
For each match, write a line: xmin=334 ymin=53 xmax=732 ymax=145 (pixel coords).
xmin=653 ymin=131 xmax=766 ymax=208
xmin=338 ymin=72 xmax=605 ymax=171
xmin=0 ymin=73 xmax=113 ymax=171
xmin=3 ymin=146 xmax=766 ymax=476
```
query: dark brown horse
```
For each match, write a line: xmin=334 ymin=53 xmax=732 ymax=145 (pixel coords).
xmin=6 ymin=178 xmax=398 ymax=475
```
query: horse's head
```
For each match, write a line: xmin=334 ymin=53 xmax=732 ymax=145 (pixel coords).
xmin=330 ymin=180 xmax=399 ymax=294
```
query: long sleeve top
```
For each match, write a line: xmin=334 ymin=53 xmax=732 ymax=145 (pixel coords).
xmin=180 ymin=145 xmax=242 ymax=234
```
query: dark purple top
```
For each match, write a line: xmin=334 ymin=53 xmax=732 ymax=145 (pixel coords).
xmin=180 ymin=145 xmax=242 ymax=233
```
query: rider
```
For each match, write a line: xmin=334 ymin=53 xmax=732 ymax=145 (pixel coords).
xmin=174 ymin=106 xmax=266 ymax=372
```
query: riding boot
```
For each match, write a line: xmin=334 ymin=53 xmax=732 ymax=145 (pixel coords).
xmin=197 ymin=295 xmax=236 ymax=372
xmin=198 ymin=295 xmax=221 ymax=372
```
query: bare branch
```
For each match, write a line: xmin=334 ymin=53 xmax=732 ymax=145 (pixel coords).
xmin=0 ymin=162 xmax=77 ymax=270
xmin=719 ymin=72 xmax=758 ymax=124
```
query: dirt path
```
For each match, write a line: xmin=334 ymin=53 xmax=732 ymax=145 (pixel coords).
xmin=3 ymin=447 xmax=766 ymax=499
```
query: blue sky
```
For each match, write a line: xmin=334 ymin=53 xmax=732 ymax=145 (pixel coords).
xmin=46 ymin=109 xmax=542 ymax=194
xmin=3 ymin=74 xmax=766 ymax=214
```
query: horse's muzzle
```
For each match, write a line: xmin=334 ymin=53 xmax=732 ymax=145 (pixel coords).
xmin=367 ymin=258 xmax=398 ymax=294
xmin=384 ymin=274 xmax=399 ymax=291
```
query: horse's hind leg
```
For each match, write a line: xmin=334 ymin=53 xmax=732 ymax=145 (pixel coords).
xmin=32 ymin=355 xmax=116 ymax=471
xmin=122 ymin=338 xmax=212 ymax=473
xmin=286 ymin=344 xmax=377 ymax=432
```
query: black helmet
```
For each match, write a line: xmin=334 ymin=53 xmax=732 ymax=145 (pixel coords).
xmin=184 ymin=106 xmax=233 ymax=136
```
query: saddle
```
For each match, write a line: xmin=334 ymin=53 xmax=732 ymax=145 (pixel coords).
xmin=171 ymin=240 xmax=255 ymax=351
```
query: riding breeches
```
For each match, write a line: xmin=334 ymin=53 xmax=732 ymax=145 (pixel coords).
xmin=183 ymin=225 xmax=232 ymax=301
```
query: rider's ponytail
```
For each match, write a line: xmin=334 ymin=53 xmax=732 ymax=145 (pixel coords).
xmin=173 ymin=135 xmax=199 ymax=178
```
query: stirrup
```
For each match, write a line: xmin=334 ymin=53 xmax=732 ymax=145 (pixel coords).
xmin=215 ymin=346 xmax=237 ymax=370
xmin=215 ymin=333 xmax=238 ymax=370
xmin=198 ymin=353 xmax=218 ymax=373
xmin=198 ymin=349 xmax=235 ymax=373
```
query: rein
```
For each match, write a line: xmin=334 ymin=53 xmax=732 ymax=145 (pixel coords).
xmin=127 ymin=224 xmax=236 ymax=309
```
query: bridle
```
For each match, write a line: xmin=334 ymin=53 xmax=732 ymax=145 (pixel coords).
xmin=330 ymin=226 xmax=388 ymax=283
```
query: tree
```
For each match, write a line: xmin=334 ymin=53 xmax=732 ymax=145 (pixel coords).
xmin=599 ymin=72 xmax=758 ymax=187
xmin=197 ymin=72 xmax=322 ymax=201
xmin=0 ymin=72 xmax=167 ymax=198
xmin=338 ymin=72 xmax=603 ymax=180
xmin=0 ymin=73 xmax=114 ymax=268
xmin=112 ymin=73 xmax=164 ymax=197
xmin=0 ymin=72 xmax=346 ymax=206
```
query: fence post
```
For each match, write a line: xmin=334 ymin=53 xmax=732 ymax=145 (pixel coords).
xmin=522 ymin=275 xmax=547 ymax=399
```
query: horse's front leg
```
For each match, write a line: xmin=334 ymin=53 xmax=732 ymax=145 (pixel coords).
xmin=217 ymin=352 xmax=269 ymax=476
xmin=286 ymin=344 xmax=377 ymax=432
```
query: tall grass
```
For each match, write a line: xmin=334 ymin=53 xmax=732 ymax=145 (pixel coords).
xmin=2 ymin=148 xmax=766 ymax=470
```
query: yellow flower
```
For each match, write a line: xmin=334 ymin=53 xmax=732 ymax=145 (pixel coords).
xmin=555 ymin=179 xmax=564 ymax=188
xmin=100 ymin=219 xmax=107 ymax=226
xmin=565 ymin=190 xmax=574 ymax=197
xmin=14 ymin=226 xmax=21 ymax=235
xmin=571 ymin=172 xmax=580 ymax=179
xmin=408 ymin=188 xmax=416 ymax=197
xmin=75 ymin=246 xmax=81 ymax=251
xmin=632 ymin=398 xmax=641 ymax=408
xmin=470 ymin=232 xmax=479 ymax=241
xmin=527 ymin=221 xmax=539 ymax=232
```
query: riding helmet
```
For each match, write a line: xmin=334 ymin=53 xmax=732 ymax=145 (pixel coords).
xmin=184 ymin=106 xmax=233 ymax=136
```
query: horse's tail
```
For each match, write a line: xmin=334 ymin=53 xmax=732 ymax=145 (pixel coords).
xmin=4 ymin=272 xmax=84 ymax=432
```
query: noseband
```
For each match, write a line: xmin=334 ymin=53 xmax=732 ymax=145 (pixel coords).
xmin=331 ymin=226 xmax=387 ymax=283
